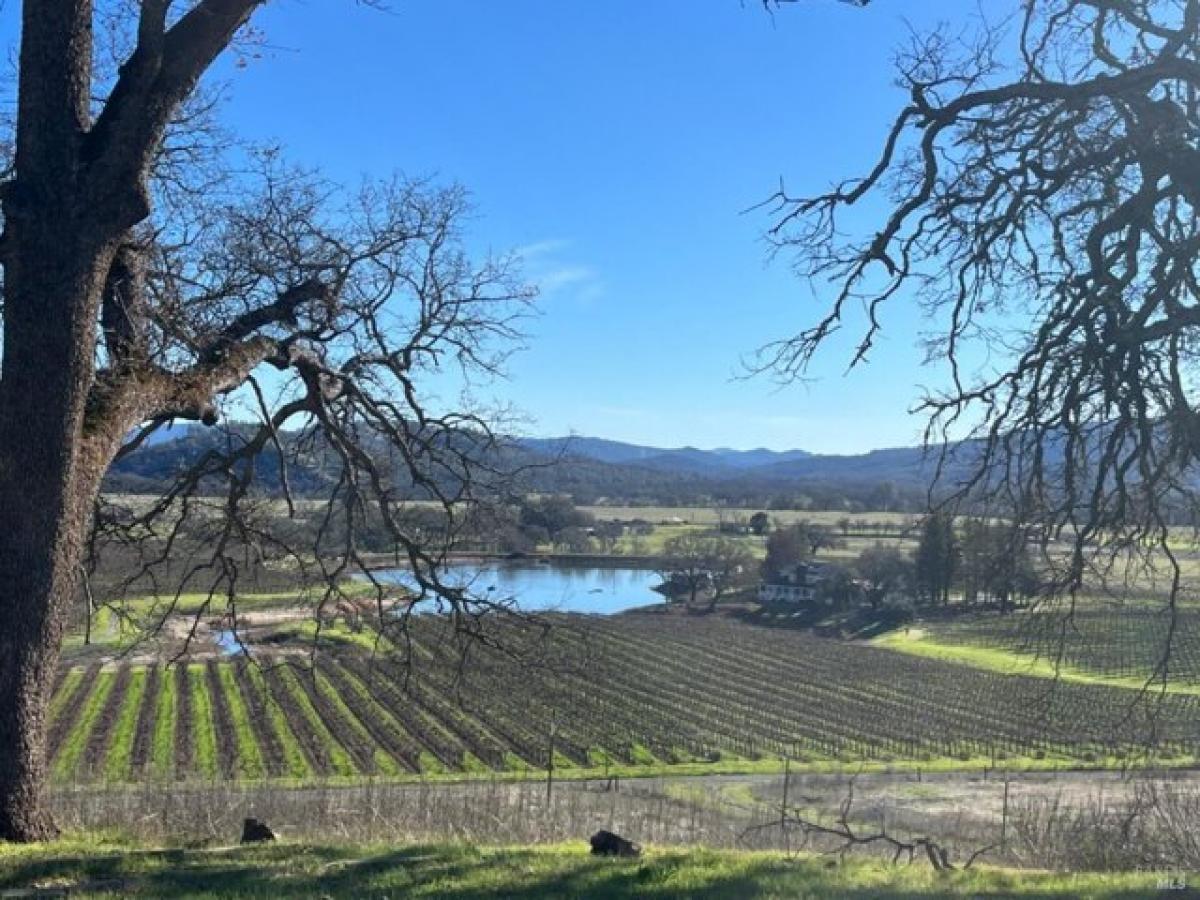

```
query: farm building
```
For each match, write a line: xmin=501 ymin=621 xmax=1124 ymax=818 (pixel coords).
xmin=758 ymin=561 xmax=829 ymax=605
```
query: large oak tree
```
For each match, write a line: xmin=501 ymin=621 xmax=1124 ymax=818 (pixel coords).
xmin=0 ymin=1 xmax=534 ymax=842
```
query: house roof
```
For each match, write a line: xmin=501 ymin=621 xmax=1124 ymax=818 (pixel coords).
xmin=762 ymin=560 xmax=828 ymax=586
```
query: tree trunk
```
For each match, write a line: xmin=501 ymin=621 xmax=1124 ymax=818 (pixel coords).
xmin=0 ymin=323 xmax=113 ymax=840
xmin=0 ymin=0 xmax=251 ymax=843
xmin=705 ymin=590 xmax=721 ymax=613
xmin=0 ymin=337 xmax=111 ymax=839
xmin=0 ymin=206 xmax=118 ymax=842
xmin=0 ymin=587 xmax=67 ymax=842
xmin=0 ymin=419 xmax=107 ymax=840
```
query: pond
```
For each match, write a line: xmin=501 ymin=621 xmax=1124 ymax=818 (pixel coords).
xmin=366 ymin=561 xmax=666 ymax=615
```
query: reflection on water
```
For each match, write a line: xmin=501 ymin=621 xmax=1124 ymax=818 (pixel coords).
xmin=368 ymin=561 xmax=664 ymax=615
xmin=214 ymin=629 xmax=246 ymax=655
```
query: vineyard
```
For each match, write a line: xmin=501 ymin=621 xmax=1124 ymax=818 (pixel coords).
xmin=931 ymin=607 xmax=1200 ymax=684
xmin=45 ymin=615 xmax=1200 ymax=784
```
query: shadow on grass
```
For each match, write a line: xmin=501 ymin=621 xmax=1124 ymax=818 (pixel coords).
xmin=0 ymin=843 xmax=1178 ymax=899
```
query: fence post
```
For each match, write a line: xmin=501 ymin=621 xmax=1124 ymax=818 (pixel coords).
xmin=546 ymin=716 xmax=557 ymax=812
xmin=1000 ymin=773 xmax=1010 ymax=854
xmin=781 ymin=755 xmax=791 ymax=853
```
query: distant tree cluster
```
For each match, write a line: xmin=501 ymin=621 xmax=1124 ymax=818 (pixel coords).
xmin=763 ymin=520 xmax=845 ymax=578
xmin=656 ymin=533 xmax=755 ymax=611
xmin=913 ymin=513 xmax=956 ymax=606
xmin=754 ymin=509 xmax=1043 ymax=618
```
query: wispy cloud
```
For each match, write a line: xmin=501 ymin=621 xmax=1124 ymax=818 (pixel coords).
xmin=517 ymin=239 xmax=605 ymax=305
xmin=515 ymin=239 xmax=571 ymax=259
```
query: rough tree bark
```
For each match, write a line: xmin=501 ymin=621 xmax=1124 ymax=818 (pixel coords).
xmin=0 ymin=186 xmax=121 ymax=840
xmin=0 ymin=1 xmax=112 ymax=841
xmin=0 ymin=0 xmax=263 ymax=843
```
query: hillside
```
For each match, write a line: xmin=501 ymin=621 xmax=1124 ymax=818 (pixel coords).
xmin=519 ymin=437 xmax=814 ymax=475
xmin=107 ymin=427 xmax=959 ymax=508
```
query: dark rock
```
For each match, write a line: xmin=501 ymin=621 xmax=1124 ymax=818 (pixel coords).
xmin=240 ymin=817 xmax=277 ymax=844
xmin=589 ymin=829 xmax=640 ymax=857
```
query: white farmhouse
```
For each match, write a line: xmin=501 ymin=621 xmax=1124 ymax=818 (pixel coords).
xmin=758 ymin=561 xmax=828 ymax=605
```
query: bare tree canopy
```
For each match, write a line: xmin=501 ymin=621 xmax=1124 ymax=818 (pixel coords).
xmin=761 ymin=1 xmax=1200 ymax=610
xmin=0 ymin=1 xmax=532 ymax=841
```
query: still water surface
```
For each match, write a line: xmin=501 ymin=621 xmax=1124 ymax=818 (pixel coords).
xmin=370 ymin=561 xmax=664 ymax=615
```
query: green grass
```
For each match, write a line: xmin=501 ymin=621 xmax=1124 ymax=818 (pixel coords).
xmin=188 ymin=666 xmax=220 ymax=779
xmin=461 ymin=751 xmax=490 ymax=774
xmin=503 ymin=751 xmax=527 ymax=771
xmin=150 ymin=668 xmax=176 ymax=779
xmin=30 ymin=754 xmax=1075 ymax=792
xmin=214 ymin=664 xmax=265 ymax=779
xmin=629 ymin=743 xmax=658 ymax=765
xmin=103 ymin=669 xmax=147 ymax=782
xmin=47 ymin=668 xmax=84 ymax=724
xmin=242 ymin=663 xmax=309 ymax=780
xmin=121 ymin=590 xmax=324 ymax=617
xmin=0 ymin=838 xmax=1188 ymax=898
xmin=49 ymin=654 xmax=1200 ymax=790
xmin=278 ymin=619 xmax=393 ymax=654
xmin=52 ymin=671 xmax=114 ymax=781
xmin=600 ymin=517 xmax=915 ymax=559
xmin=321 ymin=661 xmax=433 ymax=772
xmin=611 ymin=523 xmax=715 ymax=555
xmin=68 ymin=738 xmax=1180 ymax=792
xmin=874 ymin=629 xmax=1200 ymax=696
xmin=311 ymin=668 xmax=402 ymax=776
xmin=62 ymin=607 xmax=134 ymax=652
xmin=582 ymin=505 xmax=917 ymax=529
xmin=926 ymin=604 xmax=1200 ymax=680
xmin=418 ymin=751 xmax=448 ymax=775
xmin=61 ymin=591 xmax=358 ymax=660
xmin=587 ymin=747 xmax=616 ymax=768
xmin=272 ymin=666 xmax=355 ymax=777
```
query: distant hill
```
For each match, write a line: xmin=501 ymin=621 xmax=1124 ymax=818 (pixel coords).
xmin=518 ymin=435 xmax=977 ymax=486
xmin=710 ymin=447 xmax=813 ymax=469
xmin=137 ymin=422 xmax=197 ymax=447
xmin=106 ymin=428 xmax=967 ymax=510
xmin=519 ymin=437 xmax=812 ymax=476
xmin=759 ymin=444 xmax=978 ymax=485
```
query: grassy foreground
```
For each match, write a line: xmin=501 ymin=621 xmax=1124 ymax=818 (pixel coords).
xmin=0 ymin=839 xmax=1190 ymax=899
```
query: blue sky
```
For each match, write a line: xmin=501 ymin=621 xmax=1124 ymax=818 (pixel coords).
xmin=22 ymin=1 xmax=988 ymax=453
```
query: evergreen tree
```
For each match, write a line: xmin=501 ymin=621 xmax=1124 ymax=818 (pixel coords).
xmin=913 ymin=512 xmax=957 ymax=606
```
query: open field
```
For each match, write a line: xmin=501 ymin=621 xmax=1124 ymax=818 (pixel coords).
xmin=607 ymin=523 xmax=916 ymax=560
xmin=1 ymin=838 xmax=1184 ymax=899
xmin=44 ymin=614 xmax=1200 ymax=786
xmin=579 ymin=505 xmax=1200 ymax=585
xmin=582 ymin=505 xmax=917 ymax=529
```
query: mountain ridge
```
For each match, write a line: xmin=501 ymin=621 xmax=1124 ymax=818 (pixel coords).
xmin=516 ymin=435 xmax=951 ymax=482
xmin=517 ymin=436 xmax=814 ymax=475
xmin=107 ymin=426 xmax=964 ymax=509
